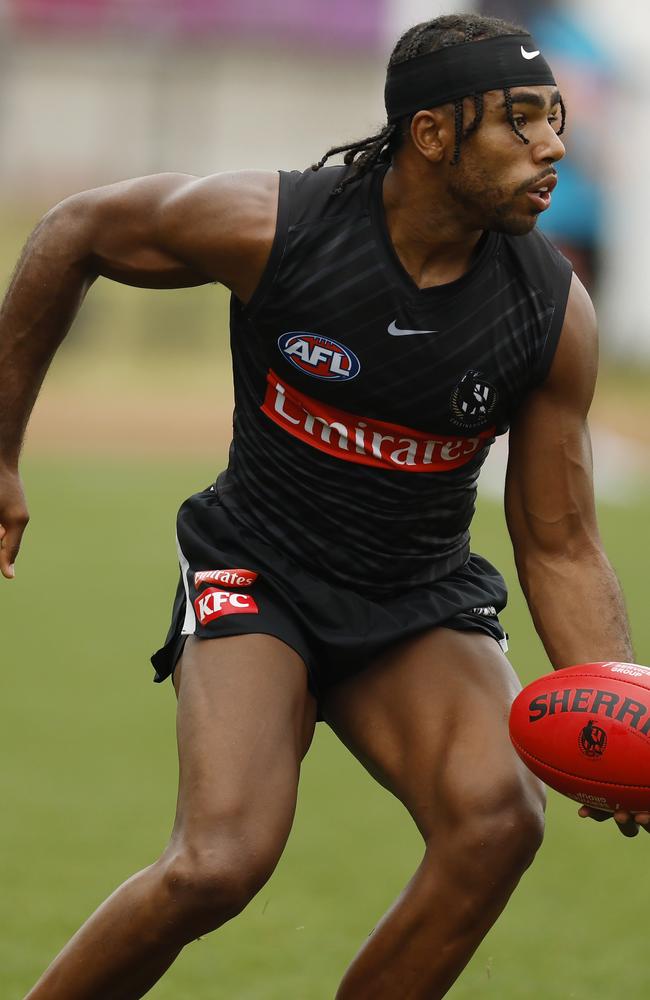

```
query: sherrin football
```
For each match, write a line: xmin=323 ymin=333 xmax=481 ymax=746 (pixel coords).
xmin=509 ymin=662 xmax=650 ymax=813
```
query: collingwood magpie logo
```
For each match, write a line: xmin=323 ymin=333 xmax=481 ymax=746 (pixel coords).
xmin=578 ymin=720 xmax=608 ymax=759
xmin=450 ymin=370 xmax=498 ymax=428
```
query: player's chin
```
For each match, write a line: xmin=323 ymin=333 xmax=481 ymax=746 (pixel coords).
xmin=490 ymin=211 xmax=539 ymax=237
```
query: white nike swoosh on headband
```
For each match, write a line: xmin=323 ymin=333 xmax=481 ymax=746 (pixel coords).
xmin=388 ymin=320 xmax=438 ymax=337
xmin=521 ymin=47 xmax=540 ymax=60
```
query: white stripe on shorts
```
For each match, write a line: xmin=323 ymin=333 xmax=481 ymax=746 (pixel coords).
xmin=176 ymin=531 xmax=197 ymax=636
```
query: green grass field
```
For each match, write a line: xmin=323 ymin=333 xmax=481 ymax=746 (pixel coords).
xmin=2 ymin=456 xmax=649 ymax=999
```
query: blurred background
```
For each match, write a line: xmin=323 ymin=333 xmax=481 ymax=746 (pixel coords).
xmin=0 ymin=0 xmax=647 ymax=465
xmin=1 ymin=2 xmax=648 ymax=998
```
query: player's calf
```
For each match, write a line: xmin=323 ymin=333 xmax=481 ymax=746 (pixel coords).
xmin=336 ymin=778 xmax=545 ymax=1000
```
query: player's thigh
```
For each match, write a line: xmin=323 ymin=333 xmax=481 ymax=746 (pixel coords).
xmin=171 ymin=633 xmax=317 ymax=857
xmin=322 ymin=627 xmax=543 ymax=838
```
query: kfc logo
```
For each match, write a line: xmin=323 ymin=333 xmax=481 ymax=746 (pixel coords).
xmin=194 ymin=588 xmax=259 ymax=625
xmin=194 ymin=569 xmax=258 ymax=589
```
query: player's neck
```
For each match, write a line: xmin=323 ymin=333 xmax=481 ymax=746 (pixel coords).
xmin=382 ymin=163 xmax=484 ymax=289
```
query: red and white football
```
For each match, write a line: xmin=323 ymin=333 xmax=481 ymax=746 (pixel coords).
xmin=509 ymin=662 xmax=650 ymax=813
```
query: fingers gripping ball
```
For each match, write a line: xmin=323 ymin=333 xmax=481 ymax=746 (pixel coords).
xmin=509 ymin=663 xmax=650 ymax=813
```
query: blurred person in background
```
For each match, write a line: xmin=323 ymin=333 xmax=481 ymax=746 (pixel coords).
xmin=478 ymin=0 xmax=614 ymax=291
xmin=0 ymin=11 xmax=639 ymax=1000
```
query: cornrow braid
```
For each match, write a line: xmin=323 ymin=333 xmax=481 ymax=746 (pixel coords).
xmin=333 ymin=124 xmax=399 ymax=195
xmin=465 ymin=93 xmax=485 ymax=140
xmin=402 ymin=21 xmax=433 ymax=61
xmin=451 ymin=92 xmax=486 ymax=165
xmin=451 ymin=99 xmax=464 ymax=165
xmin=447 ymin=22 xmax=483 ymax=164
xmin=503 ymin=86 xmax=530 ymax=145
xmin=558 ymin=96 xmax=567 ymax=135
xmin=312 ymin=123 xmax=399 ymax=196
xmin=311 ymin=126 xmax=392 ymax=172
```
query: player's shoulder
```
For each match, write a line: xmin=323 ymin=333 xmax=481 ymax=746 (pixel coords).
xmin=160 ymin=170 xmax=279 ymax=231
xmin=498 ymin=226 xmax=573 ymax=296
xmin=278 ymin=163 xmax=370 ymax=229
xmin=145 ymin=170 xmax=280 ymax=299
xmin=531 ymin=271 xmax=597 ymax=405
xmin=555 ymin=272 xmax=598 ymax=373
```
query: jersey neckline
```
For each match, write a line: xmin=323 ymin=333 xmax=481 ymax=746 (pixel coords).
xmin=369 ymin=163 xmax=499 ymax=300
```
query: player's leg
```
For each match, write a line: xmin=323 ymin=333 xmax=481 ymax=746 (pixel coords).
xmin=25 ymin=634 xmax=316 ymax=1000
xmin=323 ymin=627 xmax=544 ymax=1000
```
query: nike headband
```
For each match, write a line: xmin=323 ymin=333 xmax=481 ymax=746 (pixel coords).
xmin=384 ymin=33 xmax=555 ymax=123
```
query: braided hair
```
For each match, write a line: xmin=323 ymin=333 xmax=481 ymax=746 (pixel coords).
xmin=313 ymin=13 xmax=566 ymax=194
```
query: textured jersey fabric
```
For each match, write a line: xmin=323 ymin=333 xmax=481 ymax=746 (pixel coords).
xmin=215 ymin=163 xmax=573 ymax=597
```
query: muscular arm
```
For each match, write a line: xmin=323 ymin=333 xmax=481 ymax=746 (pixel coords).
xmin=0 ymin=170 xmax=278 ymax=576
xmin=505 ymin=273 xmax=633 ymax=668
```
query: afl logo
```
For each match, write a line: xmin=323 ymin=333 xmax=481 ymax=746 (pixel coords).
xmin=278 ymin=332 xmax=360 ymax=381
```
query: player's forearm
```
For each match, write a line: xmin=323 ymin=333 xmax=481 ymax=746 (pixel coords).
xmin=0 ymin=199 xmax=95 ymax=465
xmin=516 ymin=545 xmax=634 ymax=669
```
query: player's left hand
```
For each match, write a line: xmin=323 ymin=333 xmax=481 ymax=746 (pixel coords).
xmin=0 ymin=465 xmax=29 ymax=579
xmin=578 ymin=806 xmax=650 ymax=838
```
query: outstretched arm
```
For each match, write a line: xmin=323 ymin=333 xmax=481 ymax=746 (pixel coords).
xmin=505 ymin=273 xmax=643 ymax=835
xmin=505 ymin=273 xmax=633 ymax=667
xmin=0 ymin=170 xmax=278 ymax=578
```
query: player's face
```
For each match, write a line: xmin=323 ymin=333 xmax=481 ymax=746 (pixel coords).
xmin=446 ymin=86 xmax=566 ymax=236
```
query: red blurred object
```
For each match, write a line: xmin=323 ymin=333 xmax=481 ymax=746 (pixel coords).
xmin=10 ymin=0 xmax=384 ymax=48
xmin=509 ymin=662 xmax=650 ymax=812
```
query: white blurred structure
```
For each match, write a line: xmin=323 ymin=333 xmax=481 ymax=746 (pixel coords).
xmin=574 ymin=0 xmax=650 ymax=360
xmin=0 ymin=35 xmax=384 ymax=186
xmin=0 ymin=0 xmax=648 ymax=360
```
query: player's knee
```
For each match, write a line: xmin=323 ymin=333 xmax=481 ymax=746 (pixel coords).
xmin=449 ymin=775 xmax=546 ymax=879
xmin=485 ymin=788 xmax=545 ymax=871
xmin=161 ymin=838 xmax=276 ymax=931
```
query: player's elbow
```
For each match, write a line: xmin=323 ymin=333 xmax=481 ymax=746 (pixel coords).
xmin=510 ymin=508 xmax=603 ymax=577
xmin=513 ymin=532 xmax=613 ymax=613
xmin=35 ymin=190 xmax=102 ymax=269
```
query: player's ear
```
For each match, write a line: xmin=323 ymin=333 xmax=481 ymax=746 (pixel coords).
xmin=409 ymin=108 xmax=451 ymax=164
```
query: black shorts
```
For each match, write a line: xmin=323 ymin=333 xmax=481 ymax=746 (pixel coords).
xmin=151 ymin=486 xmax=509 ymax=702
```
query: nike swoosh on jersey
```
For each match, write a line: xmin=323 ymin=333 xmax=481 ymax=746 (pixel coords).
xmin=388 ymin=320 xmax=438 ymax=337
xmin=521 ymin=47 xmax=540 ymax=60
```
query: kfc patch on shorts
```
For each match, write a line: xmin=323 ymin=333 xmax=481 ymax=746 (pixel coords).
xmin=194 ymin=588 xmax=259 ymax=625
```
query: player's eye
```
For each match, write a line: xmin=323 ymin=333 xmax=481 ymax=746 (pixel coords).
xmin=513 ymin=114 xmax=527 ymax=129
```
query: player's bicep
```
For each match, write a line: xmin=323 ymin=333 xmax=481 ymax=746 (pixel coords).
xmin=55 ymin=173 xmax=208 ymax=289
xmin=55 ymin=170 xmax=278 ymax=293
xmin=505 ymin=274 xmax=601 ymax=561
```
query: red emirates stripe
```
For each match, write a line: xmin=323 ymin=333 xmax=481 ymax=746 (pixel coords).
xmin=261 ymin=370 xmax=494 ymax=473
xmin=194 ymin=569 xmax=258 ymax=589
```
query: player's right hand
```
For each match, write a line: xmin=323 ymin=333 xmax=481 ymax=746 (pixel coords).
xmin=578 ymin=805 xmax=650 ymax=838
xmin=0 ymin=467 xmax=29 ymax=579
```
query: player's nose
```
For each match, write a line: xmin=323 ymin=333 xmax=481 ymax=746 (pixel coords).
xmin=535 ymin=124 xmax=565 ymax=165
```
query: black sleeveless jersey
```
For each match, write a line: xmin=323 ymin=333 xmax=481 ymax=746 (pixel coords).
xmin=215 ymin=163 xmax=572 ymax=597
